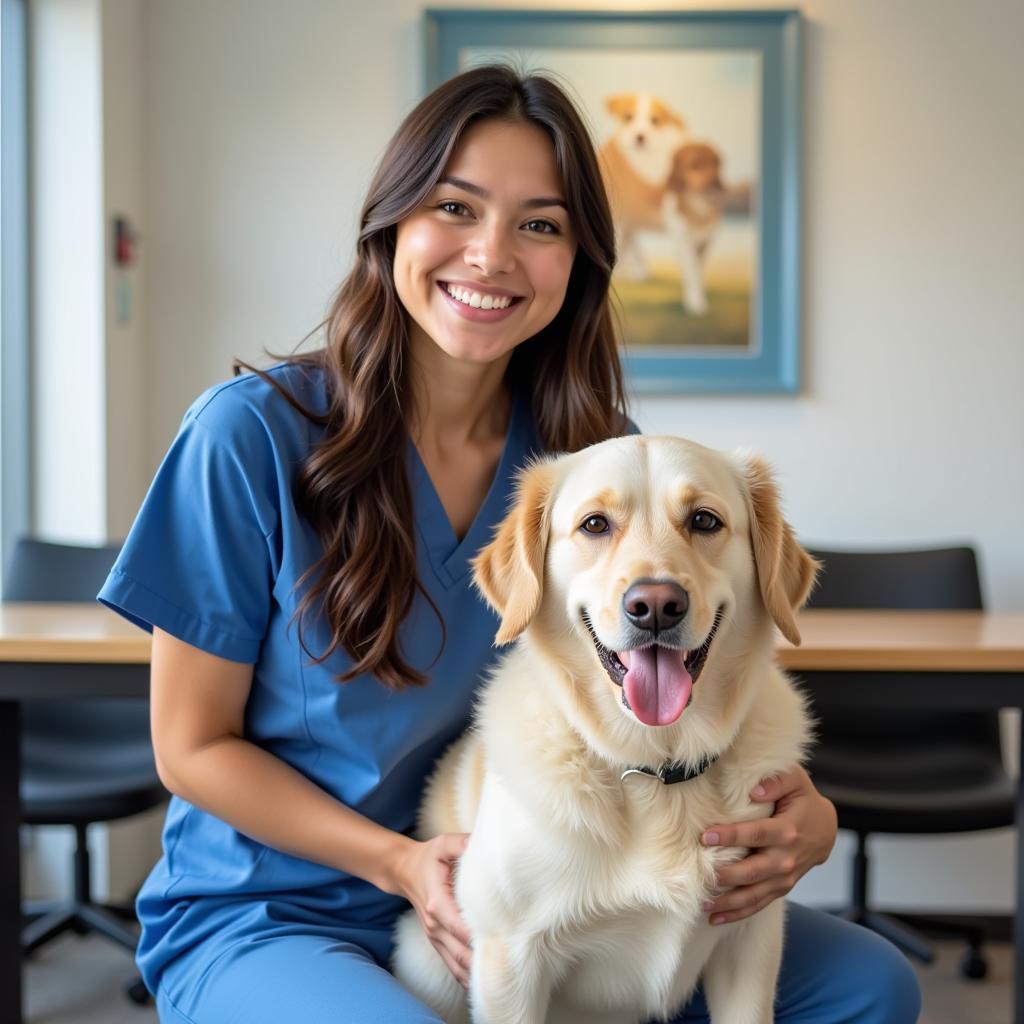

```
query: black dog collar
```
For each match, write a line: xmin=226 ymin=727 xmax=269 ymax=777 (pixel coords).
xmin=620 ymin=752 xmax=720 ymax=786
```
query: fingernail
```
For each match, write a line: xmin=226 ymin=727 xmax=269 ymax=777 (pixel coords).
xmin=710 ymin=914 xmax=726 ymax=926
xmin=702 ymin=901 xmax=714 ymax=911
xmin=751 ymin=784 xmax=767 ymax=798
xmin=702 ymin=831 xmax=720 ymax=845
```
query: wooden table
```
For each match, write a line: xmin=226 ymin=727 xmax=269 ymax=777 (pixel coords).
xmin=1 ymin=605 xmax=1023 ymax=1024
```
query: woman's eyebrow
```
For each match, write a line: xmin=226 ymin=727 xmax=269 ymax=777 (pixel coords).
xmin=437 ymin=175 xmax=567 ymax=210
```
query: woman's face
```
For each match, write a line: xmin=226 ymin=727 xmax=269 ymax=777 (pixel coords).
xmin=394 ymin=118 xmax=578 ymax=369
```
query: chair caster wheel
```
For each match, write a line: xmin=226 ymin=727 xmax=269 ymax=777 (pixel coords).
xmin=125 ymin=978 xmax=152 ymax=1005
xmin=959 ymin=950 xmax=988 ymax=981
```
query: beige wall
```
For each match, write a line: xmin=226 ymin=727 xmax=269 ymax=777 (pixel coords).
xmin=102 ymin=0 xmax=148 ymax=541
xmin=44 ymin=0 xmax=1023 ymax=909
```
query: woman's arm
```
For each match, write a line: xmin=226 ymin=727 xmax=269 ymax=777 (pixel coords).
xmin=699 ymin=764 xmax=838 ymax=925
xmin=150 ymin=627 xmax=473 ymax=986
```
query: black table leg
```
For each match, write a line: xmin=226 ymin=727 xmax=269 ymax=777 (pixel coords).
xmin=0 ymin=700 xmax=23 ymax=1024
xmin=1015 ymin=735 xmax=1024 ymax=1024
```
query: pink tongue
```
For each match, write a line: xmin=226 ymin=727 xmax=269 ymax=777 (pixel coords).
xmin=621 ymin=648 xmax=693 ymax=726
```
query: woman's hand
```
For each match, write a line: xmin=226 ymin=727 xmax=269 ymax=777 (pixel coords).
xmin=700 ymin=765 xmax=837 ymax=925
xmin=390 ymin=833 xmax=474 ymax=988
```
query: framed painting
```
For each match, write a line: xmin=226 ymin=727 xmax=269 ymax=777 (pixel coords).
xmin=425 ymin=9 xmax=802 ymax=394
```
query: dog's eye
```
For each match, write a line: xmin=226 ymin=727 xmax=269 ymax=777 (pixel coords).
xmin=580 ymin=514 xmax=610 ymax=535
xmin=691 ymin=510 xmax=723 ymax=533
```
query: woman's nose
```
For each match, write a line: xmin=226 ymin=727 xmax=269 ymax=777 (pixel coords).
xmin=464 ymin=225 xmax=515 ymax=276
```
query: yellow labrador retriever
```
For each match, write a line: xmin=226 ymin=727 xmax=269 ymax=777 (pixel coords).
xmin=393 ymin=435 xmax=818 ymax=1024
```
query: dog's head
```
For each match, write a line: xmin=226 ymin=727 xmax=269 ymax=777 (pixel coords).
xmin=473 ymin=436 xmax=817 ymax=731
xmin=605 ymin=93 xmax=689 ymax=157
xmin=668 ymin=142 xmax=723 ymax=194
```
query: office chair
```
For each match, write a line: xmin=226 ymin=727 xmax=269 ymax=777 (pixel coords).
xmin=6 ymin=538 xmax=164 ymax=1004
xmin=803 ymin=545 xmax=1014 ymax=980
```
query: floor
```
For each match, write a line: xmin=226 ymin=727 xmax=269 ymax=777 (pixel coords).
xmin=22 ymin=931 xmax=1015 ymax=1023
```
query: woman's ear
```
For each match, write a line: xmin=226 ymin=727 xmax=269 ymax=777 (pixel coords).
xmin=472 ymin=459 xmax=557 ymax=646
xmin=740 ymin=455 xmax=819 ymax=646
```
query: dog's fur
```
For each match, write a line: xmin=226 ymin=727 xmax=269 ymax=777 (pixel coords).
xmin=393 ymin=436 xmax=818 ymax=1024
xmin=598 ymin=93 xmax=726 ymax=315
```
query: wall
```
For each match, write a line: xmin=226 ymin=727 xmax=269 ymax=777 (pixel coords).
xmin=102 ymin=0 xmax=148 ymax=541
xmin=68 ymin=0 xmax=1024 ymax=910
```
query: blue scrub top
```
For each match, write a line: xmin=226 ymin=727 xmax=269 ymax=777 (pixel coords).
xmin=98 ymin=362 xmax=546 ymax=990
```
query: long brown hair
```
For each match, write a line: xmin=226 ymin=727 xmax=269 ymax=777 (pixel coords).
xmin=242 ymin=64 xmax=627 ymax=689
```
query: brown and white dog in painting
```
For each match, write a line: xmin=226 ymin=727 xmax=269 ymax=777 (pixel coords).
xmin=662 ymin=142 xmax=725 ymax=316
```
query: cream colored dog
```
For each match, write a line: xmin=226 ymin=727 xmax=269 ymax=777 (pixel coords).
xmin=598 ymin=94 xmax=690 ymax=285
xmin=392 ymin=435 xmax=818 ymax=1024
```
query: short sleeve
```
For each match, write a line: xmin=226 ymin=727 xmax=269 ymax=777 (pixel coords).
xmin=98 ymin=397 xmax=280 ymax=663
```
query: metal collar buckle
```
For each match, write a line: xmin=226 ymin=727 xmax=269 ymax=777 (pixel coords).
xmin=620 ymin=753 xmax=720 ymax=786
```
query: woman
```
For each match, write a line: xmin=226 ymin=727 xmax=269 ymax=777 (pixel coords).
xmin=99 ymin=65 xmax=920 ymax=1023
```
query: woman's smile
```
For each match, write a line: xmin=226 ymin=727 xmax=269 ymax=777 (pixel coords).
xmin=436 ymin=281 xmax=525 ymax=321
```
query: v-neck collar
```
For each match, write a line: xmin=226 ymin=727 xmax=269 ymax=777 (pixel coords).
xmin=408 ymin=391 xmax=530 ymax=590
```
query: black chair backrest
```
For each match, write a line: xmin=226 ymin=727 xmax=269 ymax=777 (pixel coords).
xmin=5 ymin=538 xmax=122 ymax=603
xmin=5 ymin=537 xmax=147 ymax=747
xmin=806 ymin=546 xmax=982 ymax=613
xmin=804 ymin=545 xmax=997 ymax=749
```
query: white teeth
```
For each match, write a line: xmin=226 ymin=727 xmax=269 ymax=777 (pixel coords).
xmin=445 ymin=283 xmax=513 ymax=310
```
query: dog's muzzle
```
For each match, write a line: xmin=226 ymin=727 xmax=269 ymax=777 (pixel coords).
xmin=582 ymin=607 xmax=724 ymax=727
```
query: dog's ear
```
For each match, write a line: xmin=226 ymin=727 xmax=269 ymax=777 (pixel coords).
xmin=650 ymin=98 xmax=686 ymax=132
xmin=740 ymin=455 xmax=819 ymax=646
xmin=666 ymin=144 xmax=690 ymax=191
xmin=708 ymin=147 xmax=724 ymax=191
xmin=472 ymin=459 xmax=557 ymax=646
xmin=605 ymin=94 xmax=634 ymax=120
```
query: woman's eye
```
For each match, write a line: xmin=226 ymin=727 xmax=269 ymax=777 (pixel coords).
xmin=524 ymin=219 xmax=558 ymax=235
xmin=691 ymin=510 xmax=722 ymax=533
xmin=581 ymin=514 xmax=610 ymax=535
xmin=438 ymin=201 xmax=470 ymax=217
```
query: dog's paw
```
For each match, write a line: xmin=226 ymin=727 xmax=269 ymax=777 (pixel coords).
xmin=683 ymin=293 xmax=709 ymax=316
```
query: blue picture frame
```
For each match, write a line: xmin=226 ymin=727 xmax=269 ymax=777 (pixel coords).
xmin=425 ymin=9 xmax=802 ymax=395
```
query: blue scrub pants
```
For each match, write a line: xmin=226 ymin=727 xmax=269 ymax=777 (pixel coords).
xmin=154 ymin=902 xmax=921 ymax=1024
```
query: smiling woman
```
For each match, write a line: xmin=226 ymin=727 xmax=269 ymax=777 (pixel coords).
xmin=96 ymin=63 xmax=629 ymax=1022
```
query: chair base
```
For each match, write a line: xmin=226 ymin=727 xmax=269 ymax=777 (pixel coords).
xmin=840 ymin=907 xmax=936 ymax=964
xmin=23 ymin=899 xmax=139 ymax=956
xmin=836 ymin=907 xmax=991 ymax=980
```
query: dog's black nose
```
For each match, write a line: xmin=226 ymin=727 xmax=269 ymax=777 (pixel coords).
xmin=623 ymin=581 xmax=689 ymax=633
